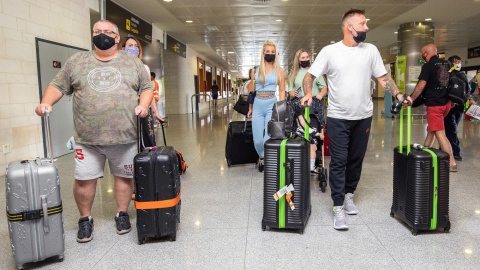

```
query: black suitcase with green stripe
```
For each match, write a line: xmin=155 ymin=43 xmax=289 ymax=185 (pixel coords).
xmin=390 ymin=106 xmax=451 ymax=235
xmin=262 ymin=106 xmax=311 ymax=233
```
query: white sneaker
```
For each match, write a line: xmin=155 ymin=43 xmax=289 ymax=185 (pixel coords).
xmin=344 ymin=193 xmax=358 ymax=215
xmin=333 ymin=206 xmax=348 ymax=230
xmin=310 ymin=158 xmax=316 ymax=173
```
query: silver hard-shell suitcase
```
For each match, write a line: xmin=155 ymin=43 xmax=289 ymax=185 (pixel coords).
xmin=5 ymin=111 xmax=65 ymax=269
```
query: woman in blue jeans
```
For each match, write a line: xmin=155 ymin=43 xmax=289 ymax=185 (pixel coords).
xmin=247 ymin=40 xmax=286 ymax=172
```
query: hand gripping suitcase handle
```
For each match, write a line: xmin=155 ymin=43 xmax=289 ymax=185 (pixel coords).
xmin=43 ymin=110 xmax=54 ymax=163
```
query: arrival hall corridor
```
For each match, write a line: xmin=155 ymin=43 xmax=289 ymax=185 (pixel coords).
xmin=1 ymin=100 xmax=480 ymax=269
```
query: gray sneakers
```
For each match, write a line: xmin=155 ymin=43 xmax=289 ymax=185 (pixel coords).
xmin=333 ymin=206 xmax=348 ymax=230
xmin=344 ymin=193 xmax=359 ymax=215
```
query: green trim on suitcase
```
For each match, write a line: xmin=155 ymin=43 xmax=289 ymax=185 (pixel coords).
xmin=304 ymin=107 xmax=310 ymax=141
xmin=422 ymin=148 xmax=438 ymax=230
xmin=399 ymin=106 xmax=411 ymax=155
xmin=279 ymin=138 xmax=288 ymax=229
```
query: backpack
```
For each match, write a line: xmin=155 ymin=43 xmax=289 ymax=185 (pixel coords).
xmin=176 ymin=151 xmax=188 ymax=175
xmin=267 ymin=100 xmax=295 ymax=139
xmin=448 ymin=68 xmax=469 ymax=105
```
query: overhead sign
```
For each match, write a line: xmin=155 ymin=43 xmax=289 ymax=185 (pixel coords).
xmin=106 ymin=0 xmax=152 ymax=42
xmin=468 ymin=46 xmax=480 ymax=59
xmin=165 ymin=33 xmax=186 ymax=58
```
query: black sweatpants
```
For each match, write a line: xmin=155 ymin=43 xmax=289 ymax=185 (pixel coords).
xmin=327 ymin=116 xmax=372 ymax=206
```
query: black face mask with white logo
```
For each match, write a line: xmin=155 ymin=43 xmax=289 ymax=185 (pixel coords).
xmin=264 ymin=54 xmax=275 ymax=63
xmin=299 ymin=61 xmax=310 ymax=68
xmin=93 ymin=33 xmax=116 ymax=50
xmin=352 ymin=27 xmax=367 ymax=44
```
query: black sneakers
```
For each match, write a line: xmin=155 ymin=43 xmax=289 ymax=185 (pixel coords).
xmin=77 ymin=216 xmax=94 ymax=243
xmin=115 ymin=211 xmax=132 ymax=235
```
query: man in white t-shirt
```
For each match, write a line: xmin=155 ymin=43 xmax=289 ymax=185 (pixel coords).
xmin=301 ymin=9 xmax=411 ymax=230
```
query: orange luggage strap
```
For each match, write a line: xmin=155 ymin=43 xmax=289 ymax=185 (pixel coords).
xmin=135 ymin=190 xmax=181 ymax=210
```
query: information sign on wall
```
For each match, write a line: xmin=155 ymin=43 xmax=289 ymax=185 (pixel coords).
xmin=468 ymin=46 xmax=480 ymax=59
xmin=165 ymin=33 xmax=186 ymax=58
xmin=106 ymin=0 xmax=152 ymax=42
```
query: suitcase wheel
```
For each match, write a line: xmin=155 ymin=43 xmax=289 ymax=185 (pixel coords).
xmin=319 ymin=181 xmax=326 ymax=193
xmin=138 ymin=238 xmax=146 ymax=245
xmin=299 ymin=229 xmax=304 ymax=235
xmin=16 ymin=265 xmax=23 ymax=270
xmin=262 ymin=225 xmax=267 ymax=231
xmin=170 ymin=235 xmax=176 ymax=241
xmin=227 ymin=159 xmax=231 ymax=167
xmin=58 ymin=255 xmax=64 ymax=262
xmin=390 ymin=212 xmax=394 ymax=218
xmin=411 ymin=229 xmax=418 ymax=236
xmin=444 ymin=221 xmax=451 ymax=233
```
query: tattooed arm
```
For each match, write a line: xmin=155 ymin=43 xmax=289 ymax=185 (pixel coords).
xmin=410 ymin=80 xmax=427 ymax=102
xmin=300 ymin=73 xmax=316 ymax=106
xmin=377 ymin=74 xmax=413 ymax=104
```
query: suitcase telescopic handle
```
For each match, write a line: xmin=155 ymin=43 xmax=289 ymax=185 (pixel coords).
xmin=44 ymin=110 xmax=54 ymax=163
xmin=399 ymin=102 xmax=412 ymax=155
xmin=159 ymin=120 xmax=167 ymax=146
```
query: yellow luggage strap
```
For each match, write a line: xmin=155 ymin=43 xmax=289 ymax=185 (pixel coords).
xmin=6 ymin=204 xmax=63 ymax=222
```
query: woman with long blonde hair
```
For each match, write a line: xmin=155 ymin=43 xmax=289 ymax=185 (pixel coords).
xmin=249 ymin=40 xmax=286 ymax=172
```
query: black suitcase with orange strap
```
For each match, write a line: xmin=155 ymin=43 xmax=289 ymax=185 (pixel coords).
xmin=134 ymin=122 xmax=181 ymax=244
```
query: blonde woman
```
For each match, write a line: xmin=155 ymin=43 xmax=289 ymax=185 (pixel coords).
xmin=250 ymin=40 xmax=286 ymax=172
xmin=288 ymin=49 xmax=327 ymax=172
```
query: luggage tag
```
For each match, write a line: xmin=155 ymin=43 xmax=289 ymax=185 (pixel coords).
xmin=285 ymin=191 xmax=295 ymax=210
xmin=273 ymin=184 xmax=294 ymax=202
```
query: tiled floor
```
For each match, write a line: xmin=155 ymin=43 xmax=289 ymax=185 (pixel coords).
xmin=1 ymin=99 xmax=480 ymax=269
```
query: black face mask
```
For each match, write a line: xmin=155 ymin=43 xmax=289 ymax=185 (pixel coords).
xmin=299 ymin=60 xmax=310 ymax=68
xmin=421 ymin=52 xmax=427 ymax=62
xmin=264 ymin=54 xmax=275 ymax=63
xmin=93 ymin=33 xmax=116 ymax=50
xmin=352 ymin=27 xmax=367 ymax=44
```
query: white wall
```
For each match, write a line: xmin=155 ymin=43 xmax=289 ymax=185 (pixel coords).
xmin=0 ymin=0 xmax=99 ymax=176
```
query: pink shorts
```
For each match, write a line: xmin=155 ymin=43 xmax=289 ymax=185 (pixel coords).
xmin=426 ymin=102 xmax=451 ymax=132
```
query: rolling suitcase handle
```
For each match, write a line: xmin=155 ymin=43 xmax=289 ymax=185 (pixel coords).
xmin=137 ymin=117 xmax=168 ymax=151
xmin=44 ymin=110 xmax=54 ymax=163
xmin=398 ymin=102 xmax=412 ymax=155
xmin=159 ymin=120 xmax=167 ymax=146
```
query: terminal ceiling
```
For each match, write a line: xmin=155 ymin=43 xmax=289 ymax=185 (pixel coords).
xmin=113 ymin=0 xmax=480 ymax=78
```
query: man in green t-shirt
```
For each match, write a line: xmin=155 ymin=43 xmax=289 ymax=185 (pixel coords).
xmin=35 ymin=20 xmax=153 ymax=243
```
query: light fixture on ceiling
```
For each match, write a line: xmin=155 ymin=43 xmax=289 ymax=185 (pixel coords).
xmin=228 ymin=51 xmax=235 ymax=54
xmin=330 ymin=41 xmax=335 ymax=44
xmin=425 ymin=18 xmax=432 ymax=21
xmin=366 ymin=18 xmax=370 ymax=21
xmin=394 ymin=32 xmax=398 ymax=34
xmin=186 ymin=20 xmax=193 ymax=23
xmin=206 ymin=25 xmax=219 ymax=31
xmin=276 ymin=19 xmax=283 ymax=22
xmin=163 ymin=0 xmax=172 ymax=2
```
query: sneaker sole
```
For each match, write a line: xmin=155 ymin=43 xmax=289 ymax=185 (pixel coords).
xmin=76 ymin=230 xmax=94 ymax=243
xmin=345 ymin=210 xmax=358 ymax=215
xmin=116 ymin=227 xmax=132 ymax=235
xmin=333 ymin=223 xmax=348 ymax=230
